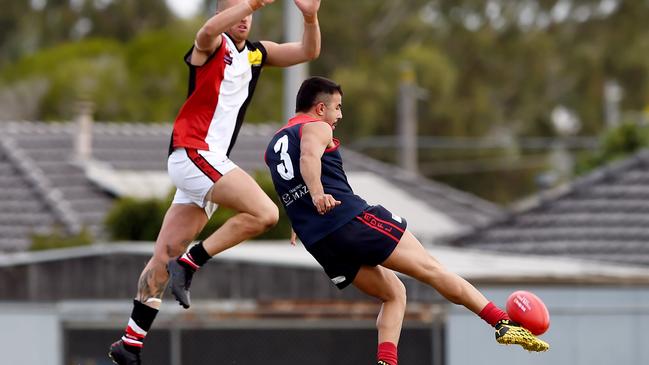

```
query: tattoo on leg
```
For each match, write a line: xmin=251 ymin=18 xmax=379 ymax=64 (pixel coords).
xmin=137 ymin=267 xmax=168 ymax=302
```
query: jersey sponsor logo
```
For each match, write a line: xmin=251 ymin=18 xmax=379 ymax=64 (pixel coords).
xmin=282 ymin=184 xmax=309 ymax=207
xmin=331 ymin=276 xmax=346 ymax=285
xmin=248 ymin=49 xmax=263 ymax=66
xmin=224 ymin=50 xmax=233 ymax=65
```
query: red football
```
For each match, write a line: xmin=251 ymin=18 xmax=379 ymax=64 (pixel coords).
xmin=506 ymin=290 xmax=550 ymax=335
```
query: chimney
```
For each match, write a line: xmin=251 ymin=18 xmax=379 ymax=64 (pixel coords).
xmin=75 ymin=100 xmax=94 ymax=161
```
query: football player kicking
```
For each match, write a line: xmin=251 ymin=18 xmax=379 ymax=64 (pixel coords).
xmin=265 ymin=76 xmax=549 ymax=365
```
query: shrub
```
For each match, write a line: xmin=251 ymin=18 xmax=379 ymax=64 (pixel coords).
xmin=30 ymin=227 xmax=93 ymax=251
xmin=104 ymin=197 xmax=167 ymax=241
xmin=105 ymin=171 xmax=291 ymax=242
xmin=576 ymin=122 xmax=649 ymax=174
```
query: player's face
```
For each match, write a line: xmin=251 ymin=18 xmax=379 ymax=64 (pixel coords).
xmin=221 ymin=0 xmax=253 ymax=42
xmin=322 ymin=92 xmax=343 ymax=130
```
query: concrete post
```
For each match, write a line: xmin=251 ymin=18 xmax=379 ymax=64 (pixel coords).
xmin=398 ymin=64 xmax=424 ymax=175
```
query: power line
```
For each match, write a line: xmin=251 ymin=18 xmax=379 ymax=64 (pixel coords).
xmin=352 ymin=136 xmax=600 ymax=151
xmin=418 ymin=155 xmax=549 ymax=176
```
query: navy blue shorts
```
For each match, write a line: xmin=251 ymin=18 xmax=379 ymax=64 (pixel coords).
xmin=305 ymin=205 xmax=408 ymax=289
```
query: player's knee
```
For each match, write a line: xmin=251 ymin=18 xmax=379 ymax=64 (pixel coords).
xmin=256 ymin=205 xmax=279 ymax=232
xmin=393 ymin=279 xmax=407 ymax=307
xmin=383 ymin=277 xmax=407 ymax=307
xmin=236 ymin=206 xmax=278 ymax=236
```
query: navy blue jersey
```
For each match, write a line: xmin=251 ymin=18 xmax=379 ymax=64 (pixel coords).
xmin=265 ymin=115 xmax=368 ymax=246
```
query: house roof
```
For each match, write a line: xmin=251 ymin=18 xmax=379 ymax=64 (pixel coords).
xmin=449 ymin=149 xmax=649 ymax=266
xmin=0 ymin=121 xmax=502 ymax=252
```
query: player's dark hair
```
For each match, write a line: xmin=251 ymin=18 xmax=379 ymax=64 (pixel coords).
xmin=295 ymin=76 xmax=343 ymax=113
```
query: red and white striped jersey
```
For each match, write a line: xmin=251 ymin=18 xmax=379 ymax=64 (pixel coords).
xmin=171 ymin=33 xmax=267 ymax=155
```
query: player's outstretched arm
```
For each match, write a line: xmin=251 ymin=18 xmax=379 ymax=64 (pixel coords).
xmin=300 ymin=122 xmax=341 ymax=214
xmin=191 ymin=0 xmax=275 ymax=65
xmin=261 ymin=0 xmax=321 ymax=67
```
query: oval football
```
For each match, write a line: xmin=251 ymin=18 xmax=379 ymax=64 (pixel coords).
xmin=505 ymin=290 xmax=550 ymax=335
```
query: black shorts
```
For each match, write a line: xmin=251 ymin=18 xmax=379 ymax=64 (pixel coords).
xmin=305 ymin=205 xmax=408 ymax=289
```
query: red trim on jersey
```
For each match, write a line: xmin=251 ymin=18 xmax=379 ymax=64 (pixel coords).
xmin=355 ymin=216 xmax=401 ymax=243
xmin=324 ymin=138 xmax=340 ymax=153
xmin=172 ymin=35 xmax=228 ymax=151
xmin=275 ymin=114 xmax=325 ymax=134
xmin=186 ymin=149 xmax=223 ymax=182
xmin=298 ymin=123 xmax=305 ymax=138
xmin=278 ymin=115 xmax=339 ymax=153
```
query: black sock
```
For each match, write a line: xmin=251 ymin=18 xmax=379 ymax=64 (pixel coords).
xmin=178 ymin=241 xmax=212 ymax=271
xmin=121 ymin=300 xmax=159 ymax=353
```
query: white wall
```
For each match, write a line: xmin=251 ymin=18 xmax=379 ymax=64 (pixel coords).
xmin=0 ymin=305 xmax=61 ymax=365
xmin=447 ymin=286 xmax=649 ymax=365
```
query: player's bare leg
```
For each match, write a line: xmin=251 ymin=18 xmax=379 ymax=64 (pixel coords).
xmin=168 ymin=168 xmax=279 ymax=308
xmin=353 ymin=266 xmax=406 ymax=365
xmin=203 ymin=168 xmax=279 ymax=255
xmin=109 ymin=204 xmax=209 ymax=364
xmin=139 ymin=204 xmax=209 ymax=307
xmin=353 ymin=266 xmax=407 ymax=344
xmin=382 ymin=231 xmax=488 ymax=313
xmin=381 ymin=231 xmax=549 ymax=352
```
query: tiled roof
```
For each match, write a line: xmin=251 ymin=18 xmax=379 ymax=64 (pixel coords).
xmin=342 ymin=149 xmax=503 ymax=228
xmin=0 ymin=121 xmax=502 ymax=252
xmin=450 ymin=149 xmax=649 ymax=266
xmin=0 ymin=140 xmax=64 ymax=250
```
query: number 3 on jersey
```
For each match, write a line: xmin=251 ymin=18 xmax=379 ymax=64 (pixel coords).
xmin=274 ymin=135 xmax=294 ymax=180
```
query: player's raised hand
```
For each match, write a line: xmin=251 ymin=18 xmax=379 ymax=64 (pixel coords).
xmin=312 ymin=193 xmax=341 ymax=215
xmin=248 ymin=0 xmax=275 ymax=10
xmin=294 ymin=0 xmax=320 ymax=18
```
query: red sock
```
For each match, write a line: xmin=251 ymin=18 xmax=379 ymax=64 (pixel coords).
xmin=377 ymin=342 xmax=398 ymax=365
xmin=479 ymin=301 xmax=509 ymax=327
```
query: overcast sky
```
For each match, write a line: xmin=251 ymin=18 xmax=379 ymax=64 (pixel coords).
xmin=166 ymin=0 xmax=203 ymax=18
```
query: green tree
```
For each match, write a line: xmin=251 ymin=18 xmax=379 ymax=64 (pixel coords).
xmin=5 ymin=0 xmax=649 ymax=203
xmin=0 ymin=0 xmax=175 ymax=67
xmin=576 ymin=122 xmax=649 ymax=174
xmin=1 ymin=38 xmax=128 ymax=120
xmin=122 ymin=26 xmax=197 ymax=121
